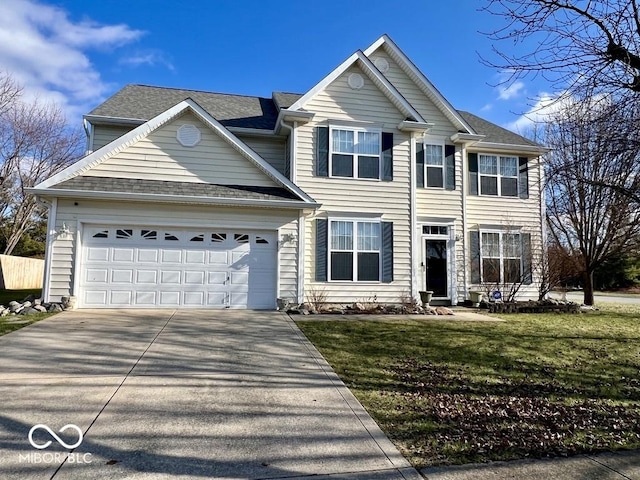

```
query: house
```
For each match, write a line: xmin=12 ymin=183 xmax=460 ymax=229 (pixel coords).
xmin=29 ymin=35 xmax=546 ymax=309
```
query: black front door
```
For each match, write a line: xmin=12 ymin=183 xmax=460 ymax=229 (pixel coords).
xmin=425 ymin=239 xmax=448 ymax=297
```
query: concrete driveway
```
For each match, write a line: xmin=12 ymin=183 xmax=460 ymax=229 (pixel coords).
xmin=0 ymin=310 xmax=420 ymax=480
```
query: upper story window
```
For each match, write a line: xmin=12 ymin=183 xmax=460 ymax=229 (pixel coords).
xmin=478 ymin=154 xmax=519 ymax=197
xmin=425 ymin=144 xmax=444 ymax=188
xmin=417 ymin=141 xmax=455 ymax=190
xmin=479 ymin=155 xmax=518 ymax=196
xmin=330 ymin=127 xmax=381 ymax=180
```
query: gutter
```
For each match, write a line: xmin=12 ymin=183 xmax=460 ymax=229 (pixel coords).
xmin=27 ymin=188 xmax=321 ymax=210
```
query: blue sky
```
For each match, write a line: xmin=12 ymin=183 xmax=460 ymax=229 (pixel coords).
xmin=0 ymin=0 xmax=553 ymax=132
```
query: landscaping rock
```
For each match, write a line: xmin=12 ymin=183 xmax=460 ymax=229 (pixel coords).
xmin=435 ymin=306 xmax=454 ymax=315
xmin=8 ymin=301 xmax=20 ymax=313
xmin=48 ymin=303 xmax=63 ymax=313
xmin=33 ymin=305 xmax=47 ymax=313
xmin=352 ymin=302 xmax=365 ymax=311
xmin=0 ymin=308 xmax=10 ymax=317
xmin=21 ymin=301 xmax=32 ymax=309
xmin=425 ymin=306 xmax=439 ymax=315
xmin=20 ymin=307 xmax=38 ymax=316
xmin=34 ymin=298 xmax=42 ymax=306
xmin=22 ymin=294 xmax=37 ymax=303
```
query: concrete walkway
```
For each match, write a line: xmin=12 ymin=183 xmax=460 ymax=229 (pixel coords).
xmin=0 ymin=310 xmax=421 ymax=479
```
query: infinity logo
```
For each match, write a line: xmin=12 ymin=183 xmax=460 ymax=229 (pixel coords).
xmin=28 ymin=424 xmax=83 ymax=450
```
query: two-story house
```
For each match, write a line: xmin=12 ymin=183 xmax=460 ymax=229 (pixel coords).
xmin=29 ymin=35 xmax=546 ymax=309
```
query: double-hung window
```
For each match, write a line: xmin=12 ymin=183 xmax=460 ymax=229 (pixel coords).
xmin=425 ymin=144 xmax=444 ymax=188
xmin=329 ymin=220 xmax=381 ymax=281
xmin=480 ymin=231 xmax=522 ymax=283
xmin=330 ymin=128 xmax=381 ymax=179
xmin=479 ymin=155 xmax=519 ymax=196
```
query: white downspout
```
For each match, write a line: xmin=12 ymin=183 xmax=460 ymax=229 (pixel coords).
xmin=461 ymin=143 xmax=469 ymax=300
xmin=40 ymin=197 xmax=57 ymax=302
xmin=410 ymin=132 xmax=418 ymax=301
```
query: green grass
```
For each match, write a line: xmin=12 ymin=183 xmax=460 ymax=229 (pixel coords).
xmin=0 ymin=312 xmax=53 ymax=336
xmin=0 ymin=289 xmax=50 ymax=335
xmin=0 ymin=289 xmax=42 ymax=305
xmin=297 ymin=305 xmax=640 ymax=468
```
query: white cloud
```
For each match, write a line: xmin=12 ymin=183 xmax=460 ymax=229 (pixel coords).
xmin=120 ymin=50 xmax=174 ymax=71
xmin=0 ymin=0 xmax=144 ymax=121
xmin=480 ymin=103 xmax=493 ymax=112
xmin=497 ymin=80 xmax=525 ymax=100
xmin=504 ymin=92 xmax=571 ymax=133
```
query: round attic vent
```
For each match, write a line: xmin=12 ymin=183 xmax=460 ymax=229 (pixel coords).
xmin=347 ymin=73 xmax=364 ymax=90
xmin=177 ymin=124 xmax=201 ymax=147
xmin=374 ymin=57 xmax=389 ymax=73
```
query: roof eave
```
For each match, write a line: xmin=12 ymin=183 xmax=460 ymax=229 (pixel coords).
xmin=27 ymin=188 xmax=321 ymax=210
xmin=471 ymin=142 xmax=550 ymax=155
xmin=398 ymin=120 xmax=435 ymax=133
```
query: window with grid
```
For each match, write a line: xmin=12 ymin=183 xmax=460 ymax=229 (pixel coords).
xmin=329 ymin=220 xmax=381 ymax=281
xmin=479 ymin=154 xmax=519 ymax=196
xmin=330 ymin=128 xmax=381 ymax=179
xmin=481 ymin=231 xmax=522 ymax=283
xmin=425 ymin=144 xmax=444 ymax=188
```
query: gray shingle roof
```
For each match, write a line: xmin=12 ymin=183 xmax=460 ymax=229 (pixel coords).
xmin=457 ymin=111 xmax=539 ymax=147
xmin=88 ymin=85 xmax=540 ymax=147
xmin=89 ymin=85 xmax=280 ymax=130
xmin=51 ymin=177 xmax=299 ymax=201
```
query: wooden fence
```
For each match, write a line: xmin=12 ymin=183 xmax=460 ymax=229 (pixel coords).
xmin=0 ymin=255 xmax=44 ymax=290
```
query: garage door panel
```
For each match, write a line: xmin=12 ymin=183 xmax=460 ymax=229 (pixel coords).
xmin=81 ymin=227 xmax=278 ymax=309
xmin=136 ymin=270 xmax=158 ymax=284
xmin=159 ymin=291 xmax=180 ymax=306
xmin=184 ymin=271 xmax=205 ymax=284
xmin=185 ymin=250 xmax=206 ymax=264
xmin=135 ymin=291 xmax=157 ymax=305
xmin=111 ymin=269 xmax=134 ymax=283
xmin=160 ymin=271 xmax=181 ymax=284
xmin=161 ymin=250 xmax=182 ymax=263
xmin=138 ymin=249 xmax=159 ymax=263
xmin=87 ymin=247 xmax=109 ymax=262
xmin=184 ymin=292 xmax=204 ymax=306
xmin=113 ymin=248 xmax=135 ymax=262
xmin=110 ymin=291 xmax=132 ymax=305
xmin=85 ymin=268 xmax=108 ymax=283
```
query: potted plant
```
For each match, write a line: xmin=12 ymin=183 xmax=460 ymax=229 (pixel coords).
xmin=419 ymin=290 xmax=434 ymax=307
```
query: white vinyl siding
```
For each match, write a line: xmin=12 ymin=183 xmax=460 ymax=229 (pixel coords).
xmin=240 ymin=135 xmax=287 ymax=176
xmin=297 ymin=64 xmax=411 ymax=303
xmin=91 ymin=125 xmax=135 ymax=151
xmin=47 ymin=199 xmax=299 ymax=304
xmin=83 ymin=112 xmax=278 ymax=187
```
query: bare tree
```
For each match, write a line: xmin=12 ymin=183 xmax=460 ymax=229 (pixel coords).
xmin=481 ymin=0 xmax=640 ymax=96
xmin=0 ymin=72 xmax=82 ymax=255
xmin=545 ymin=97 xmax=640 ymax=305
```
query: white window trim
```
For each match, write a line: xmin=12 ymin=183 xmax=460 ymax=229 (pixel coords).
xmin=479 ymin=229 xmax=523 ymax=283
xmin=328 ymin=217 xmax=382 ymax=282
xmin=329 ymin=125 xmax=382 ymax=181
xmin=478 ymin=154 xmax=519 ymax=197
xmin=423 ymin=138 xmax=445 ymax=189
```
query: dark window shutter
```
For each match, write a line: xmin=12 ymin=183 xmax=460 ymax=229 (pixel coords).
xmin=470 ymin=231 xmax=481 ymax=284
xmin=445 ymin=144 xmax=455 ymax=190
xmin=416 ymin=142 xmax=424 ymax=188
xmin=518 ymin=157 xmax=529 ymax=199
xmin=316 ymin=127 xmax=329 ymax=177
xmin=522 ymin=233 xmax=532 ymax=285
xmin=381 ymin=221 xmax=394 ymax=283
xmin=468 ymin=152 xmax=478 ymax=195
xmin=315 ymin=219 xmax=328 ymax=281
xmin=382 ymin=132 xmax=393 ymax=181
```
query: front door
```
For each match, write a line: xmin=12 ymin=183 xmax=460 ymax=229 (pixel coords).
xmin=425 ymin=239 xmax=448 ymax=297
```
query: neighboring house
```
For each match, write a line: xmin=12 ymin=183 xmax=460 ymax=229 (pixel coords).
xmin=29 ymin=35 xmax=546 ymax=309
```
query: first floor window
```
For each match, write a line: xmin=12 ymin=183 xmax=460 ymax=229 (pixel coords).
xmin=330 ymin=220 xmax=380 ymax=281
xmin=481 ymin=231 xmax=522 ymax=283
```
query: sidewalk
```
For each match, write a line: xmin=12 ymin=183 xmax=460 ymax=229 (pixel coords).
xmin=421 ymin=449 xmax=640 ymax=479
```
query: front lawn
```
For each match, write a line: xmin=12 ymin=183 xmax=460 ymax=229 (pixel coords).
xmin=297 ymin=305 xmax=640 ymax=468
xmin=0 ymin=312 xmax=52 ymax=336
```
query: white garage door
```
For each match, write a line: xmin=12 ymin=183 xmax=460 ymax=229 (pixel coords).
xmin=80 ymin=226 xmax=277 ymax=309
